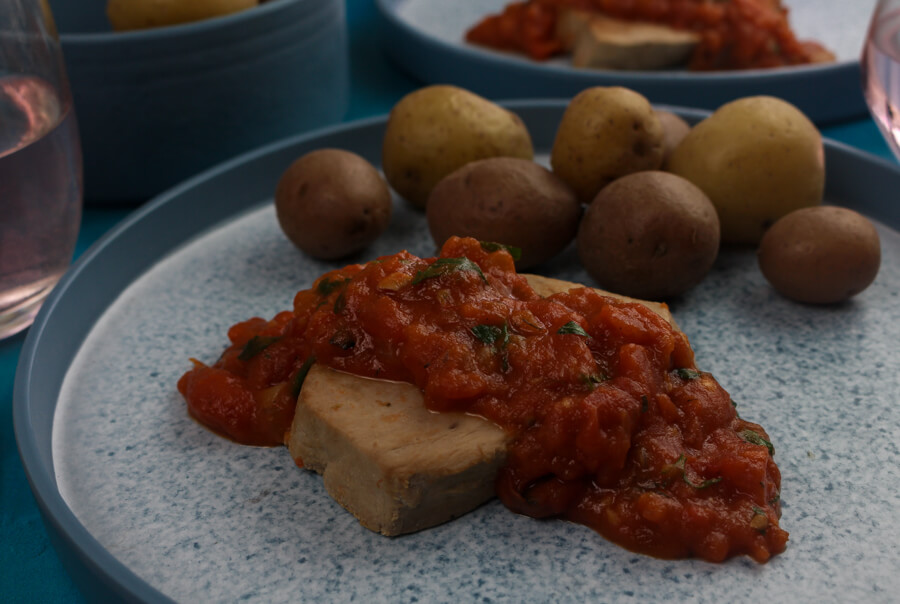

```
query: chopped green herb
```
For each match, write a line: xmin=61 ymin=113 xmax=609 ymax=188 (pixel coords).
xmin=316 ymin=277 xmax=349 ymax=297
xmin=479 ymin=241 xmax=522 ymax=261
xmin=670 ymin=454 xmax=722 ymax=489
xmin=685 ymin=475 xmax=723 ymax=489
xmin=290 ymin=356 xmax=317 ymax=398
xmin=579 ymin=373 xmax=608 ymax=390
xmin=750 ymin=506 xmax=769 ymax=534
xmin=471 ymin=323 xmax=508 ymax=346
xmin=674 ymin=368 xmax=701 ymax=380
xmin=557 ymin=321 xmax=590 ymax=337
xmin=472 ymin=322 xmax=511 ymax=371
xmin=641 ymin=395 xmax=649 ymax=413
xmin=769 ymin=492 xmax=781 ymax=506
xmin=238 ymin=336 xmax=280 ymax=361
xmin=411 ymin=257 xmax=487 ymax=285
xmin=730 ymin=398 xmax=741 ymax=418
xmin=333 ymin=290 xmax=347 ymax=315
xmin=740 ymin=429 xmax=775 ymax=456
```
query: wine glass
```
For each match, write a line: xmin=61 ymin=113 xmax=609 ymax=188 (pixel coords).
xmin=862 ymin=0 xmax=900 ymax=159
xmin=0 ymin=0 xmax=82 ymax=339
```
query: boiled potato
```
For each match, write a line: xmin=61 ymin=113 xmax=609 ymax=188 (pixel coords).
xmin=427 ymin=157 xmax=581 ymax=269
xmin=666 ymin=96 xmax=824 ymax=245
xmin=551 ymin=86 xmax=664 ymax=203
xmin=107 ymin=0 xmax=258 ymax=31
xmin=757 ymin=206 xmax=881 ymax=304
xmin=656 ymin=110 xmax=691 ymax=163
xmin=382 ymin=86 xmax=534 ymax=208
xmin=275 ymin=149 xmax=392 ymax=260
xmin=577 ymin=171 xmax=720 ymax=299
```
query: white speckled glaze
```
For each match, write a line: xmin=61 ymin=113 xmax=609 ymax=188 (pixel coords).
xmin=52 ymin=179 xmax=900 ymax=602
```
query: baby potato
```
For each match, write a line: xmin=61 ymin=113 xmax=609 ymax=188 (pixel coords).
xmin=656 ymin=110 xmax=691 ymax=163
xmin=427 ymin=157 xmax=580 ymax=269
xmin=666 ymin=96 xmax=825 ymax=245
xmin=275 ymin=149 xmax=392 ymax=260
xmin=382 ymin=85 xmax=534 ymax=208
xmin=758 ymin=206 xmax=881 ymax=304
xmin=577 ymin=171 xmax=720 ymax=299
xmin=551 ymin=86 xmax=664 ymax=203
xmin=108 ymin=0 xmax=258 ymax=30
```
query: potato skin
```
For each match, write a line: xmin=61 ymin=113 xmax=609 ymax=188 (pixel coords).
xmin=577 ymin=171 xmax=720 ymax=299
xmin=427 ymin=158 xmax=580 ymax=269
xmin=275 ymin=149 xmax=392 ymax=260
xmin=551 ymin=86 xmax=664 ymax=203
xmin=666 ymin=96 xmax=825 ymax=245
xmin=382 ymin=85 xmax=534 ymax=208
xmin=107 ymin=0 xmax=258 ymax=30
xmin=758 ymin=206 xmax=881 ymax=304
xmin=656 ymin=110 xmax=691 ymax=163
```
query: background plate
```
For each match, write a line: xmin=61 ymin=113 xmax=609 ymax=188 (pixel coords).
xmin=15 ymin=102 xmax=900 ymax=602
xmin=377 ymin=0 xmax=876 ymax=124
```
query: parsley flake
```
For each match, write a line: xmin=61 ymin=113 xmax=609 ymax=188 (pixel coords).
xmin=479 ymin=241 xmax=522 ymax=261
xmin=291 ymin=356 xmax=317 ymax=398
xmin=411 ymin=257 xmax=487 ymax=285
xmin=558 ymin=321 xmax=590 ymax=337
xmin=238 ymin=336 xmax=280 ymax=361
xmin=316 ymin=277 xmax=349 ymax=297
xmin=740 ymin=429 xmax=775 ymax=456
xmin=580 ymin=373 xmax=608 ymax=390
xmin=472 ymin=323 xmax=509 ymax=346
xmin=472 ymin=322 xmax=511 ymax=371
xmin=674 ymin=368 xmax=700 ymax=380
xmin=669 ymin=454 xmax=723 ymax=489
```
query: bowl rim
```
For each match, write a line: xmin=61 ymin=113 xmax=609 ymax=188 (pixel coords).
xmin=57 ymin=0 xmax=314 ymax=44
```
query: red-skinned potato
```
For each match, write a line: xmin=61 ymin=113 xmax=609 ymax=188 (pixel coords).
xmin=577 ymin=171 xmax=720 ymax=299
xmin=757 ymin=206 xmax=881 ymax=304
xmin=275 ymin=149 xmax=392 ymax=260
xmin=427 ymin=157 xmax=581 ymax=269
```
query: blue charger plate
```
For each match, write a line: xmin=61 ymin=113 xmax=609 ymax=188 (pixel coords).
xmin=377 ymin=0 xmax=875 ymax=124
xmin=14 ymin=102 xmax=900 ymax=602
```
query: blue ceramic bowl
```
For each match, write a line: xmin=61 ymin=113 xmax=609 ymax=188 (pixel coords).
xmin=49 ymin=0 xmax=349 ymax=202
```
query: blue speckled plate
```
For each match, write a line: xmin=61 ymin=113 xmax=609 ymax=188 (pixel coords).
xmin=14 ymin=102 xmax=900 ymax=602
xmin=377 ymin=0 xmax=875 ymax=123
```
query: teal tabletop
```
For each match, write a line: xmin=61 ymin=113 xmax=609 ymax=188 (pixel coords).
xmin=0 ymin=1 xmax=895 ymax=602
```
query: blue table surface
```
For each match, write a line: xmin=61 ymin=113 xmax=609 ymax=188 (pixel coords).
xmin=1 ymin=1 xmax=895 ymax=601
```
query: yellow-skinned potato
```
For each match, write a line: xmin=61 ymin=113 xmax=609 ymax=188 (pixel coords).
xmin=551 ymin=86 xmax=664 ymax=203
xmin=666 ymin=96 xmax=825 ymax=245
xmin=107 ymin=0 xmax=258 ymax=31
xmin=381 ymin=85 xmax=534 ymax=208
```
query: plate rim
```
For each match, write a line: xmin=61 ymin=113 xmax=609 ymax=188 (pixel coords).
xmin=13 ymin=100 xmax=900 ymax=602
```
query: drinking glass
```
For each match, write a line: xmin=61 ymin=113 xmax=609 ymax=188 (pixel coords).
xmin=862 ymin=0 xmax=900 ymax=159
xmin=0 ymin=0 xmax=82 ymax=339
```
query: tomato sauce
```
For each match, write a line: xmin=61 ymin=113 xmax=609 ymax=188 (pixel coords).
xmin=465 ymin=0 xmax=832 ymax=70
xmin=178 ymin=236 xmax=787 ymax=562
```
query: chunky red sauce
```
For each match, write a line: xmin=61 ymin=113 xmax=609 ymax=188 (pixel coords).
xmin=178 ymin=236 xmax=787 ymax=562
xmin=466 ymin=0 xmax=832 ymax=70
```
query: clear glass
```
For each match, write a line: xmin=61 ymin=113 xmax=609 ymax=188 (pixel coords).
xmin=0 ymin=0 xmax=82 ymax=339
xmin=863 ymin=0 xmax=900 ymax=159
